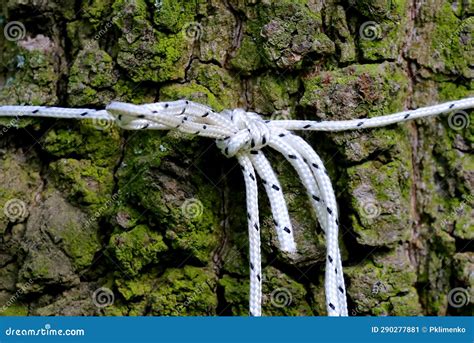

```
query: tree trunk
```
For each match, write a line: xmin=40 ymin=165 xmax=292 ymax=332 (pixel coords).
xmin=0 ymin=0 xmax=472 ymax=316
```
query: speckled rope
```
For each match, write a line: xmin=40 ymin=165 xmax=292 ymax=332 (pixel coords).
xmin=1 ymin=96 xmax=473 ymax=316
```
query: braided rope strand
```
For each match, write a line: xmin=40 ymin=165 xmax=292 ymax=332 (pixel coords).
xmin=1 ymin=97 xmax=472 ymax=317
xmin=238 ymin=154 xmax=262 ymax=317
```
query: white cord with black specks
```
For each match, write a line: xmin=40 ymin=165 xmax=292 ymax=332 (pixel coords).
xmin=1 ymin=96 xmax=473 ymax=316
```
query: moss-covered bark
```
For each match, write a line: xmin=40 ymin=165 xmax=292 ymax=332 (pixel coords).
xmin=0 ymin=0 xmax=472 ymax=316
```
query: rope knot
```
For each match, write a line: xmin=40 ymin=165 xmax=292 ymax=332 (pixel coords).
xmin=216 ymin=109 xmax=270 ymax=158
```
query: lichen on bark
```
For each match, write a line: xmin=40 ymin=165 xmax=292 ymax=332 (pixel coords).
xmin=0 ymin=0 xmax=472 ymax=316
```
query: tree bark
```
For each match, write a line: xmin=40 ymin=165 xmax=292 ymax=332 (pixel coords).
xmin=0 ymin=0 xmax=472 ymax=316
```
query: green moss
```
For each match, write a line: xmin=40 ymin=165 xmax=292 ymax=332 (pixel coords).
xmin=356 ymin=0 xmax=408 ymax=61
xmin=331 ymin=127 xmax=404 ymax=163
xmin=152 ymin=0 xmax=198 ymax=33
xmin=119 ymin=33 xmax=190 ymax=82
xmin=113 ymin=0 xmax=193 ymax=82
xmin=149 ymin=266 xmax=217 ymax=315
xmin=164 ymin=182 xmax=221 ymax=264
xmin=109 ymin=224 xmax=168 ymax=277
xmin=309 ymin=276 xmax=327 ymax=315
xmin=431 ymin=4 xmax=473 ymax=77
xmin=249 ymin=73 xmax=300 ymax=114
xmin=300 ymin=62 xmax=409 ymax=120
xmin=114 ymin=133 xmax=176 ymax=218
xmin=453 ymin=252 xmax=474 ymax=286
xmin=345 ymin=248 xmax=419 ymax=315
xmin=160 ymin=81 xmax=224 ymax=111
xmin=438 ymin=82 xmax=472 ymax=101
xmin=48 ymin=217 xmax=101 ymax=270
xmin=115 ymin=270 xmax=158 ymax=301
xmin=198 ymin=3 xmax=236 ymax=65
xmin=18 ymin=246 xmax=78 ymax=290
xmin=390 ymin=290 xmax=423 ymax=315
xmin=83 ymin=0 xmax=115 ymax=26
xmin=371 ymin=301 xmax=391 ymax=316
xmin=261 ymin=4 xmax=331 ymax=68
xmin=350 ymin=0 xmax=398 ymax=19
xmin=345 ymin=159 xmax=412 ymax=247
xmin=0 ymin=154 xmax=41 ymax=228
xmin=0 ymin=304 xmax=28 ymax=316
xmin=113 ymin=121 xmax=221 ymax=263
xmin=237 ymin=0 xmax=334 ymax=70
xmin=229 ymin=36 xmax=263 ymax=74
xmin=262 ymin=266 xmax=313 ymax=316
xmin=189 ymin=62 xmax=243 ymax=109
xmin=324 ymin=5 xmax=356 ymax=63
xmin=413 ymin=83 xmax=473 ymax=242
xmin=453 ymin=196 xmax=474 ymax=240
xmin=437 ymin=81 xmax=473 ymax=147
xmin=68 ymin=48 xmax=117 ymax=107
xmin=418 ymin=229 xmax=455 ymax=315
xmin=113 ymin=205 xmax=142 ymax=229
xmin=0 ymin=48 xmax=59 ymax=105
xmin=49 ymin=158 xmax=115 ymax=211
xmin=43 ymin=120 xmax=121 ymax=168
xmin=112 ymin=79 xmax=157 ymax=104
xmin=218 ymin=275 xmax=249 ymax=316
xmin=408 ymin=3 xmax=472 ymax=78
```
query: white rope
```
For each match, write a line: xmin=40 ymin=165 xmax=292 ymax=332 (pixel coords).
xmin=1 ymin=97 xmax=473 ymax=316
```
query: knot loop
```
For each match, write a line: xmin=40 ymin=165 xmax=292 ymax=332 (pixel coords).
xmin=216 ymin=109 xmax=271 ymax=158
xmin=4 ymin=97 xmax=469 ymax=318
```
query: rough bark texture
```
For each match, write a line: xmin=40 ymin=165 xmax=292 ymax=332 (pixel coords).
xmin=0 ymin=0 xmax=472 ymax=316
